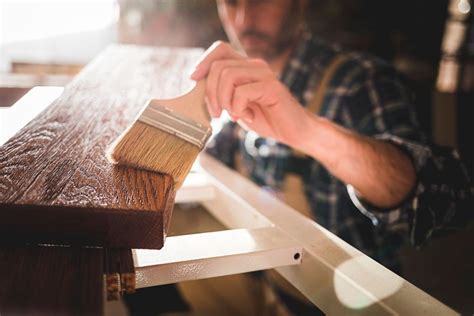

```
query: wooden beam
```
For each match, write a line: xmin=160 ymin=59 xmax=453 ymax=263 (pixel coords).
xmin=0 ymin=45 xmax=204 ymax=249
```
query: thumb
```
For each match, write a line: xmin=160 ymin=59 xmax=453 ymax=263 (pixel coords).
xmin=241 ymin=108 xmax=254 ymax=124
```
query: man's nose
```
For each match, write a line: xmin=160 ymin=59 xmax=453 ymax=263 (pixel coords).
xmin=234 ymin=2 xmax=254 ymax=30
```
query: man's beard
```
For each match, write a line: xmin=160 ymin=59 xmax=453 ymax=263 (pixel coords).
xmin=237 ymin=3 xmax=303 ymax=61
xmin=239 ymin=29 xmax=296 ymax=61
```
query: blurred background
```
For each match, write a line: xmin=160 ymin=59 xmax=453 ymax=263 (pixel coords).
xmin=1 ymin=0 xmax=473 ymax=176
xmin=1 ymin=0 xmax=473 ymax=314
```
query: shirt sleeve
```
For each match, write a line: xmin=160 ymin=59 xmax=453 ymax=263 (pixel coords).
xmin=339 ymin=56 xmax=474 ymax=247
xmin=347 ymin=136 xmax=474 ymax=248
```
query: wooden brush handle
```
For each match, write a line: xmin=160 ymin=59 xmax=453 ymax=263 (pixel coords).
xmin=155 ymin=79 xmax=210 ymax=127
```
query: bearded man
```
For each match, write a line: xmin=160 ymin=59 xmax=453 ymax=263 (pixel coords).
xmin=128 ymin=1 xmax=473 ymax=314
xmin=193 ymin=0 xmax=472 ymax=275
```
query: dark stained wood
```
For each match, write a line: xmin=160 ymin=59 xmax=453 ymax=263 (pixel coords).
xmin=104 ymin=248 xmax=136 ymax=300
xmin=0 ymin=246 xmax=136 ymax=313
xmin=0 ymin=202 xmax=166 ymax=248
xmin=0 ymin=245 xmax=103 ymax=316
xmin=0 ymin=45 xmax=203 ymax=248
xmin=0 ymin=87 xmax=31 ymax=107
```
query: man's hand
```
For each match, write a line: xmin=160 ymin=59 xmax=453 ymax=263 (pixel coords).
xmin=191 ymin=41 xmax=310 ymax=147
xmin=192 ymin=42 xmax=416 ymax=209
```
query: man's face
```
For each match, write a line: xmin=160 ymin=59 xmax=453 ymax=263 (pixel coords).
xmin=217 ymin=0 xmax=305 ymax=61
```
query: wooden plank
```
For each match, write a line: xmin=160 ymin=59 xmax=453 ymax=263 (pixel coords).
xmin=0 ymin=73 xmax=72 ymax=88
xmin=0 ymin=45 xmax=203 ymax=248
xmin=0 ymin=87 xmax=31 ymax=107
xmin=0 ymin=87 xmax=65 ymax=146
xmin=104 ymin=248 xmax=136 ymax=300
xmin=0 ymin=245 xmax=103 ymax=315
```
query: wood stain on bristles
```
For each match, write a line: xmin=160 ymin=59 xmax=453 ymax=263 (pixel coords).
xmin=107 ymin=80 xmax=210 ymax=189
xmin=107 ymin=121 xmax=200 ymax=188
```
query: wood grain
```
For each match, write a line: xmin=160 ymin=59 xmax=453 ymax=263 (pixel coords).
xmin=0 ymin=45 xmax=203 ymax=248
xmin=0 ymin=245 xmax=103 ymax=316
xmin=104 ymin=248 xmax=136 ymax=300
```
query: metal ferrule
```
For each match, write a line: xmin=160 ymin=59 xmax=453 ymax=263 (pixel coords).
xmin=138 ymin=102 xmax=211 ymax=149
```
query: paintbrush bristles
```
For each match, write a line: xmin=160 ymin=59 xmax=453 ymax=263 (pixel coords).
xmin=107 ymin=121 xmax=200 ymax=188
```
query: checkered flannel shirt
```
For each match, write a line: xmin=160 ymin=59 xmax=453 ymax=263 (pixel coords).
xmin=206 ymin=32 xmax=473 ymax=272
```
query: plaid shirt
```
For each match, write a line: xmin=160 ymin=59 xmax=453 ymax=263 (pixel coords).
xmin=206 ymin=32 xmax=473 ymax=272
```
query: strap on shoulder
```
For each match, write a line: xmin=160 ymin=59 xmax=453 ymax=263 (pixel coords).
xmin=291 ymin=53 xmax=349 ymax=158
xmin=306 ymin=53 xmax=349 ymax=114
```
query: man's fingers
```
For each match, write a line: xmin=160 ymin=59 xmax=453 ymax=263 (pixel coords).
xmin=231 ymin=80 xmax=279 ymax=118
xmin=206 ymin=59 xmax=249 ymax=117
xmin=190 ymin=41 xmax=244 ymax=80
xmin=218 ymin=66 xmax=274 ymax=115
xmin=236 ymin=101 xmax=272 ymax=137
xmin=204 ymin=95 xmax=221 ymax=119
xmin=205 ymin=59 xmax=271 ymax=117
xmin=188 ymin=41 xmax=275 ymax=119
xmin=241 ymin=108 xmax=255 ymax=123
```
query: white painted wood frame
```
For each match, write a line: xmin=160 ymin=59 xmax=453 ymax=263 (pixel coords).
xmin=133 ymin=153 xmax=457 ymax=315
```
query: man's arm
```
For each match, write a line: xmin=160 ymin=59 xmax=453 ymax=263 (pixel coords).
xmin=193 ymin=41 xmax=473 ymax=246
xmin=296 ymin=114 xmax=416 ymax=208
xmin=192 ymin=41 xmax=416 ymax=208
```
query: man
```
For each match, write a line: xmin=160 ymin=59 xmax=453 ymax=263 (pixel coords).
xmin=127 ymin=1 xmax=472 ymax=314
xmin=191 ymin=0 xmax=473 ymax=276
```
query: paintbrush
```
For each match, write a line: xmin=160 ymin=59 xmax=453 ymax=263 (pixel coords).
xmin=107 ymin=80 xmax=212 ymax=188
